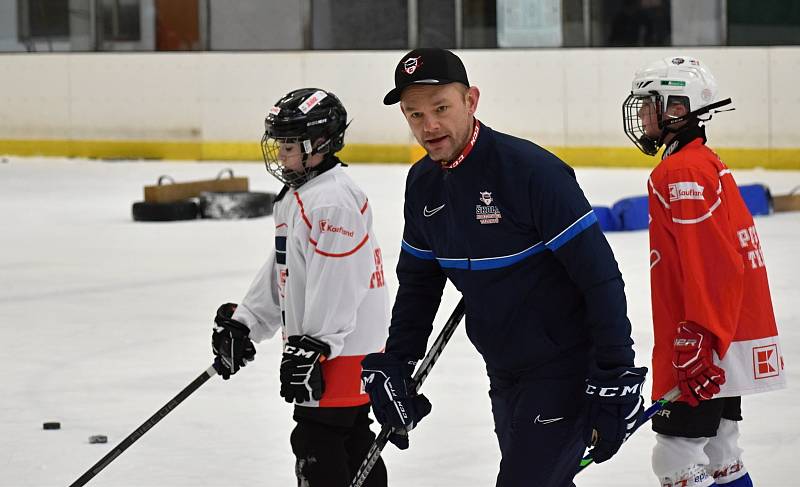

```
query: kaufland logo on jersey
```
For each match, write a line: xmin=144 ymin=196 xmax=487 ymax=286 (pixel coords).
xmin=403 ymin=56 xmax=422 ymax=74
xmin=319 ymin=220 xmax=354 ymax=238
xmin=668 ymin=181 xmax=704 ymax=202
xmin=753 ymin=344 xmax=780 ymax=379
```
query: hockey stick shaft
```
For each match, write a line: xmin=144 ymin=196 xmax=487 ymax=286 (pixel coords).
xmin=349 ymin=297 xmax=467 ymax=487
xmin=576 ymin=386 xmax=681 ymax=473
xmin=68 ymin=365 xmax=218 ymax=487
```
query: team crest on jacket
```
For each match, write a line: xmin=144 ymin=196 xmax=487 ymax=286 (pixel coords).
xmin=476 ymin=191 xmax=501 ymax=224
xmin=403 ymin=56 xmax=422 ymax=75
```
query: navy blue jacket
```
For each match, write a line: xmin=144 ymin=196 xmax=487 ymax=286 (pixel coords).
xmin=386 ymin=121 xmax=635 ymax=374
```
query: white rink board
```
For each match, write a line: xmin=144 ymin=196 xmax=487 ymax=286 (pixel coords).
xmin=1 ymin=48 xmax=799 ymax=149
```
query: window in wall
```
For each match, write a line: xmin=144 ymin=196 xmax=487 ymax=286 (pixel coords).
xmin=311 ymin=0 xmax=407 ymax=49
xmin=155 ymin=0 xmax=201 ymax=50
xmin=418 ymin=0 xmax=456 ymax=48
xmin=100 ymin=0 xmax=141 ymax=42
xmin=727 ymin=0 xmax=800 ymax=46
xmin=497 ymin=0 xmax=562 ymax=47
xmin=561 ymin=0 xmax=588 ymax=47
xmin=462 ymin=0 xmax=497 ymax=48
xmin=17 ymin=0 xmax=70 ymax=41
xmin=597 ymin=0 xmax=671 ymax=47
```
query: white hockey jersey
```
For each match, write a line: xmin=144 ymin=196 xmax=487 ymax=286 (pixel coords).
xmin=232 ymin=166 xmax=390 ymax=407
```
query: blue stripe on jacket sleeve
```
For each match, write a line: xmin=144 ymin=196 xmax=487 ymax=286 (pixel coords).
xmin=401 ymin=239 xmax=436 ymax=260
xmin=437 ymin=258 xmax=469 ymax=269
xmin=469 ymin=242 xmax=545 ymax=270
xmin=545 ymin=211 xmax=598 ymax=251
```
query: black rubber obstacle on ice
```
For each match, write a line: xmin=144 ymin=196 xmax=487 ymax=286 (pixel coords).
xmin=131 ymin=200 xmax=199 ymax=222
xmin=198 ymin=191 xmax=275 ymax=219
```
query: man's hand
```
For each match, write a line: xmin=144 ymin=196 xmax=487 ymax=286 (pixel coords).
xmin=361 ymin=353 xmax=432 ymax=450
xmin=584 ymin=366 xmax=648 ymax=463
xmin=211 ymin=303 xmax=256 ymax=380
xmin=673 ymin=321 xmax=726 ymax=407
xmin=280 ymin=335 xmax=331 ymax=403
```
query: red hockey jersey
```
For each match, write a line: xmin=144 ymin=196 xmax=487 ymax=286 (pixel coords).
xmin=647 ymin=138 xmax=786 ymax=400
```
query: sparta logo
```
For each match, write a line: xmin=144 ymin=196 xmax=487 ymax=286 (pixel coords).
xmin=403 ymin=56 xmax=422 ymax=75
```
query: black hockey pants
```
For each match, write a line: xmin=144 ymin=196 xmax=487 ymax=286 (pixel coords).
xmin=291 ymin=404 xmax=387 ymax=487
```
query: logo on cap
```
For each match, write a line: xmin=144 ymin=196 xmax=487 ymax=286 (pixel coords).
xmin=403 ymin=56 xmax=422 ymax=75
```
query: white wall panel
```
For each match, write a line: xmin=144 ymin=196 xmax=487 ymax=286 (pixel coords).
xmin=769 ymin=47 xmax=800 ymax=148
xmin=0 ymin=55 xmax=71 ymax=138
xmin=200 ymin=52 xmax=303 ymax=142
xmin=0 ymin=47 xmax=799 ymax=152
xmin=465 ymin=49 xmax=567 ymax=146
xmin=695 ymin=48 xmax=770 ymax=148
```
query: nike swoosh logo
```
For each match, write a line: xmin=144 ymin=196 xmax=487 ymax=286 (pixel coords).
xmin=533 ymin=414 xmax=564 ymax=425
xmin=423 ymin=204 xmax=445 ymax=217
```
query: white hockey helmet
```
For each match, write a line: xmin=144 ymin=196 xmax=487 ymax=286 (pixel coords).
xmin=623 ymin=56 xmax=732 ymax=155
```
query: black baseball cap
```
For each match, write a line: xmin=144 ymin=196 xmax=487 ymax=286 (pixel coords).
xmin=383 ymin=48 xmax=470 ymax=105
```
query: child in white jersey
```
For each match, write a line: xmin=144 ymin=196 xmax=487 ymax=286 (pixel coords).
xmin=211 ymin=88 xmax=389 ymax=487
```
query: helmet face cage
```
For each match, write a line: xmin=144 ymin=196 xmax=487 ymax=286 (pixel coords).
xmin=623 ymin=92 xmax=664 ymax=156
xmin=260 ymin=88 xmax=348 ymax=188
xmin=260 ymin=132 xmax=315 ymax=187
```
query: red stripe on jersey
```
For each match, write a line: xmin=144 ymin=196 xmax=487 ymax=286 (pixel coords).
xmin=319 ymin=354 xmax=370 ymax=408
xmin=310 ymin=234 xmax=369 ymax=258
xmin=275 ymin=223 xmax=287 ymax=229
xmin=294 ymin=192 xmax=312 ymax=229
xmin=360 ymin=199 xmax=369 ymax=214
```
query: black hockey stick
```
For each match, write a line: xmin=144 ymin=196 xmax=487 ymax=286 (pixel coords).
xmin=349 ymin=297 xmax=466 ymax=487
xmin=68 ymin=365 xmax=218 ymax=487
xmin=576 ymin=386 xmax=681 ymax=474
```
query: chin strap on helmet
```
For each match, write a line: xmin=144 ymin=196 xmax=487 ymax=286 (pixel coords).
xmin=657 ymin=97 xmax=733 ymax=147
xmin=660 ymin=97 xmax=733 ymax=130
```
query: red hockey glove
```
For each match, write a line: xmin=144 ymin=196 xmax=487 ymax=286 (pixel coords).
xmin=673 ymin=321 xmax=726 ymax=407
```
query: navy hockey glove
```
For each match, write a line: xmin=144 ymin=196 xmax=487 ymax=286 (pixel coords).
xmin=280 ymin=335 xmax=331 ymax=404
xmin=211 ymin=303 xmax=256 ymax=380
xmin=583 ymin=366 xmax=647 ymax=464
xmin=361 ymin=353 xmax=432 ymax=450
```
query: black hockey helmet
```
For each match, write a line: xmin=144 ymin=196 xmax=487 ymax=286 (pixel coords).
xmin=261 ymin=88 xmax=349 ymax=187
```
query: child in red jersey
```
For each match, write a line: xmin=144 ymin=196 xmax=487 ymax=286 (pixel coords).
xmin=623 ymin=56 xmax=786 ymax=487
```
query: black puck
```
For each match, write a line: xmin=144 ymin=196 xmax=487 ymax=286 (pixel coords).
xmin=43 ymin=422 xmax=61 ymax=430
xmin=89 ymin=435 xmax=108 ymax=444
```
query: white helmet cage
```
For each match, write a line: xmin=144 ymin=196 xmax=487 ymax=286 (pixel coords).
xmin=622 ymin=56 xmax=732 ymax=156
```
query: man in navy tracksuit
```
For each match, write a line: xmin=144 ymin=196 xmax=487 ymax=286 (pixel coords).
xmin=360 ymin=48 xmax=648 ymax=486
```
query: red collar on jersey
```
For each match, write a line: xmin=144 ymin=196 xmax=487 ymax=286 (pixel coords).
xmin=441 ymin=118 xmax=480 ymax=170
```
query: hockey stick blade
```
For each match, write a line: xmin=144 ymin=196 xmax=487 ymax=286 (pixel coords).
xmin=68 ymin=365 xmax=218 ymax=487
xmin=349 ymin=298 xmax=466 ymax=487
xmin=577 ymin=386 xmax=682 ymax=473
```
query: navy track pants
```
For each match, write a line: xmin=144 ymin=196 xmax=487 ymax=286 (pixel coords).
xmin=489 ymin=372 xmax=588 ymax=487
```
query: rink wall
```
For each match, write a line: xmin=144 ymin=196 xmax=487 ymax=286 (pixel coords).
xmin=1 ymin=48 xmax=799 ymax=168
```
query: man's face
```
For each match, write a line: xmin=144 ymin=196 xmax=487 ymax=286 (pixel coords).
xmin=399 ymin=83 xmax=479 ymax=163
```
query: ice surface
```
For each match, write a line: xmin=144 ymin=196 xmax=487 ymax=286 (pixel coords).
xmin=1 ymin=157 xmax=797 ymax=486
